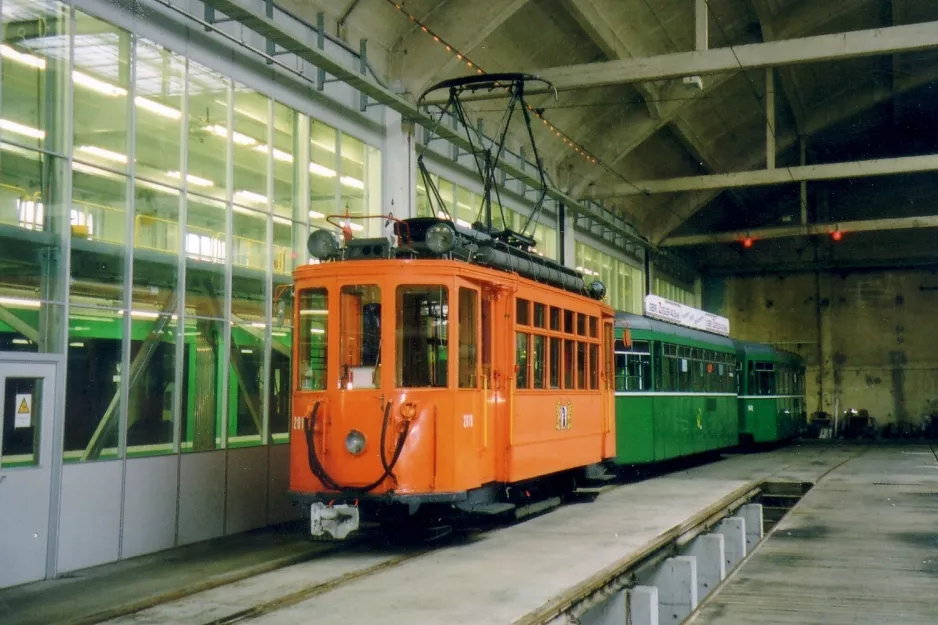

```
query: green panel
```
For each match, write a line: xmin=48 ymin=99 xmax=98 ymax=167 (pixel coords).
xmin=738 ymin=397 xmax=780 ymax=443
xmin=614 ymin=394 xmax=738 ymax=465
xmin=614 ymin=396 xmax=655 ymax=464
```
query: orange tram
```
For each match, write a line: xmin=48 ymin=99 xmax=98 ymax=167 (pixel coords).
xmin=289 ymin=216 xmax=615 ymax=538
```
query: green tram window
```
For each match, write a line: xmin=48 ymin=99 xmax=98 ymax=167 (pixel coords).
xmin=516 ymin=332 xmax=530 ymax=389
xmin=614 ymin=339 xmax=651 ymax=392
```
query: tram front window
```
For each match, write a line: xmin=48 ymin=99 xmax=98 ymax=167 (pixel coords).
xmin=298 ymin=288 xmax=328 ymax=391
xmin=397 ymin=285 xmax=449 ymax=388
xmin=339 ymin=285 xmax=382 ymax=390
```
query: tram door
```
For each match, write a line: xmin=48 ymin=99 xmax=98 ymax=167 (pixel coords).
xmin=0 ymin=361 xmax=57 ymax=588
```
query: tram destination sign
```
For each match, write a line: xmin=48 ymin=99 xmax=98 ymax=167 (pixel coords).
xmin=643 ymin=294 xmax=730 ymax=336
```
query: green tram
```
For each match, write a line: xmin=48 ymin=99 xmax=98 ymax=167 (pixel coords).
xmin=735 ymin=342 xmax=806 ymax=444
xmin=612 ymin=311 xmax=739 ymax=465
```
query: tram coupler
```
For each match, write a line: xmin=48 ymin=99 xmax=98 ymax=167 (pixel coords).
xmin=310 ymin=502 xmax=359 ymax=539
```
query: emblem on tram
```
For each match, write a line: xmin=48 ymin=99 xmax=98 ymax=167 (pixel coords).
xmin=556 ymin=401 xmax=573 ymax=431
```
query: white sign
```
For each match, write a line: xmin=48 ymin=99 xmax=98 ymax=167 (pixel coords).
xmin=14 ymin=393 xmax=32 ymax=428
xmin=643 ymin=294 xmax=731 ymax=336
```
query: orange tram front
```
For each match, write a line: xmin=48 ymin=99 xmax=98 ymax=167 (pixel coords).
xmin=289 ymin=217 xmax=615 ymax=539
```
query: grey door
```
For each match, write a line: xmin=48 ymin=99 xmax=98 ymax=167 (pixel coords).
xmin=0 ymin=362 xmax=56 ymax=588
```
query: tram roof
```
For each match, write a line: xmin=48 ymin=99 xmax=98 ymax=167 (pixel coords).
xmin=734 ymin=340 xmax=805 ymax=366
xmin=614 ymin=311 xmax=735 ymax=351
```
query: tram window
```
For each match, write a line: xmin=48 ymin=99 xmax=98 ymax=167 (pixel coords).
xmin=550 ymin=337 xmax=562 ymax=389
xmin=750 ymin=361 xmax=776 ymax=395
xmin=576 ymin=314 xmax=586 ymax=336
xmin=516 ymin=332 xmax=530 ymax=389
xmin=589 ymin=316 xmax=598 ymax=338
xmin=397 ymin=285 xmax=448 ymax=388
xmin=458 ymin=288 xmax=478 ymax=389
xmin=298 ymin=288 xmax=328 ymax=391
xmin=516 ymin=298 xmax=530 ymax=325
xmin=339 ymin=285 xmax=381 ymax=390
xmin=533 ymin=335 xmax=546 ymax=389
xmin=577 ymin=342 xmax=587 ymax=389
xmin=564 ymin=339 xmax=576 ymax=388
xmin=550 ymin=307 xmax=561 ymax=331
xmin=589 ymin=344 xmax=599 ymax=389
xmin=615 ymin=352 xmax=627 ymax=391
xmin=564 ymin=310 xmax=574 ymax=334
xmin=534 ymin=303 xmax=546 ymax=328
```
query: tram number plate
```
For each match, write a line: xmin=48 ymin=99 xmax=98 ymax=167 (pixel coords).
xmin=293 ymin=416 xmax=306 ymax=430
xmin=462 ymin=413 xmax=473 ymax=428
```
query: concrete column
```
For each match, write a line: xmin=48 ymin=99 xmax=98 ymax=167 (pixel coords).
xmin=650 ymin=556 xmax=697 ymax=625
xmin=683 ymin=533 xmax=725 ymax=601
xmin=740 ymin=503 xmax=764 ymax=551
xmin=383 ymin=112 xmax=415 ymax=218
xmin=629 ymin=586 xmax=659 ymax=625
xmin=714 ymin=517 xmax=747 ymax=570
xmin=562 ymin=210 xmax=576 ymax=270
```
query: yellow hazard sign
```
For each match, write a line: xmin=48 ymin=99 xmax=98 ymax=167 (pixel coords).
xmin=14 ymin=393 xmax=31 ymax=428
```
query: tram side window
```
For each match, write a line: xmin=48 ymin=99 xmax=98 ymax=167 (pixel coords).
xmin=564 ymin=339 xmax=576 ymax=388
xmin=532 ymin=335 xmax=546 ymax=389
xmin=298 ymin=288 xmax=328 ymax=390
xmin=516 ymin=298 xmax=530 ymax=325
xmin=749 ymin=361 xmax=776 ymax=395
xmin=339 ymin=285 xmax=381 ymax=390
xmin=458 ymin=288 xmax=478 ymax=388
xmin=589 ymin=344 xmax=599 ymax=389
xmin=577 ymin=342 xmax=587 ymax=389
xmin=516 ymin=332 xmax=530 ymax=388
xmin=397 ymin=286 xmax=448 ymax=388
xmin=615 ymin=340 xmax=651 ymax=392
xmin=549 ymin=337 xmax=562 ymax=389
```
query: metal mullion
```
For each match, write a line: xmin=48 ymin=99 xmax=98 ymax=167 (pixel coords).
xmin=262 ymin=98 xmax=273 ymax=445
xmin=220 ymin=80 xmax=234 ymax=451
xmin=116 ymin=28 xmax=137 ymax=561
xmin=172 ymin=54 xmax=190 ymax=546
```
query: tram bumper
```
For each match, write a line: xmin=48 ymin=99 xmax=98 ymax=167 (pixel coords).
xmin=310 ymin=502 xmax=359 ymax=539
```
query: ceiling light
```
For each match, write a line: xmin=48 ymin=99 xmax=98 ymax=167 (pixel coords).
xmin=234 ymin=190 xmax=268 ymax=204
xmin=73 ymin=71 xmax=127 ymax=97
xmin=309 ymin=210 xmax=325 ymax=219
xmin=135 ymin=96 xmax=181 ymax=120
xmin=136 ymin=178 xmax=181 ymax=196
xmin=12 ymin=338 xmax=30 ymax=345
xmin=253 ymin=144 xmax=293 ymax=163
xmin=77 ymin=145 xmax=128 ymax=164
xmin=309 ymin=162 xmax=336 ymax=178
xmin=0 ymin=44 xmax=46 ymax=70
xmin=166 ymin=171 xmax=214 ymax=187
xmin=340 ymin=176 xmax=364 ymax=190
xmin=338 ymin=220 xmax=364 ymax=232
xmin=0 ymin=119 xmax=45 ymax=140
xmin=205 ymin=125 xmax=256 ymax=146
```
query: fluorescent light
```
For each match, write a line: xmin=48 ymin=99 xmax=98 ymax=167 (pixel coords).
xmin=0 ymin=44 xmax=46 ymax=70
xmin=0 ymin=119 xmax=45 ymax=140
xmin=310 ymin=328 xmax=325 ymax=334
xmin=136 ymin=178 xmax=180 ymax=196
xmin=69 ymin=342 xmax=85 ymax=348
xmin=12 ymin=338 xmax=30 ymax=345
xmin=205 ymin=125 xmax=256 ymax=146
xmin=253 ymin=144 xmax=293 ymax=163
xmin=340 ymin=176 xmax=364 ymax=190
xmin=166 ymin=171 xmax=214 ymax=188
xmin=0 ymin=296 xmax=41 ymax=308
xmin=73 ymin=71 xmax=127 ymax=97
xmin=272 ymin=331 xmax=287 ymax=337
xmin=309 ymin=210 xmax=325 ymax=219
xmin=77 ymin=145 xmax=128 ymax=164
xmin=240 ymin=348 xmax=254 ymax=354
xmin=234 ymin=190 xmax=268 ymax=204
xmin=300 ymin=309 xmax=328 ymax=316
xmin=309 ymin=162 xmax=336 ymax=178
xmin=135 ymin=96 xmax=181 ymax=120
xmin=251 ymin=322 xmax=266 ymax=328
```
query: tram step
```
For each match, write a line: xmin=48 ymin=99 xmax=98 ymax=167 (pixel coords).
xmin=471 ymin=503 xmax=517 ymax=515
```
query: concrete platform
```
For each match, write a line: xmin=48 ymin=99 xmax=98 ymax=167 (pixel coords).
xmin=690 ymin=445 xmax=938 ymax=625
xmin=0 ymin=522 xmax=327 ymax=625
xmin=76 ymin=443 xmax=858 ymax=625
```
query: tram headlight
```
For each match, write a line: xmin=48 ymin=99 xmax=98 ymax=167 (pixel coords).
xmin=345 ymin=430 xmax=366 ymax=456
xmin=425 ymin=222 xmax=456 ymax=254
xmin=308 ymin=229 xmax=339 ymax=260
xmin=587 ymin=280 xmax=606 ymax=300
xmin=400 ymin=401 xmax=417 ymax=419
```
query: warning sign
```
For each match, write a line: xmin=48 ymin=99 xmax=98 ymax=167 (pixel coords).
xmin=14 ymin=393 xmax=31 ymax=429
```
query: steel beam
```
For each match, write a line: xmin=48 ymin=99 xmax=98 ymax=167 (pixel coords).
xmin=662 ymin=215 xmax=938 ymax=247
xmin=591 ymin=154 xmax=938 ymax=197
xmin=438 ymin=21 xmax=938 ymax=101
